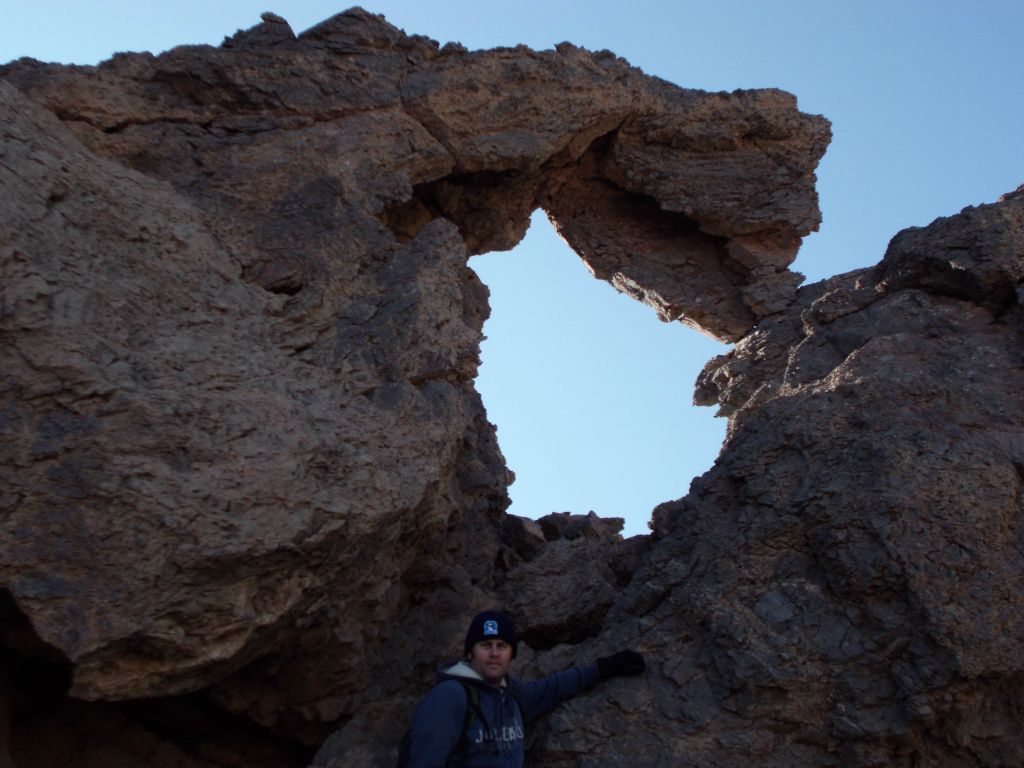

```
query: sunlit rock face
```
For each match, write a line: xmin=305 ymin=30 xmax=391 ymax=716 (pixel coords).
xmin=3 ymin=7 xmax=1021 ymax=768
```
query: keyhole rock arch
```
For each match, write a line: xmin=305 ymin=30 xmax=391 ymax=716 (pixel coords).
xmin=4 ymin=7 xmax=1023 ymax=768
xmin=0 ymin=2 xmax=826 ymax=698
xmin=380 ymin=46 xmax=829 ymax=343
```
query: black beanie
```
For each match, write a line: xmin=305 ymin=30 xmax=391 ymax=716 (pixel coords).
xmin=464 ymin=610 xmax=518 ymax=658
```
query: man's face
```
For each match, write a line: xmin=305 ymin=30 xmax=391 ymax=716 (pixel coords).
xmin=469 ymin=638 xmax=513 ymax=684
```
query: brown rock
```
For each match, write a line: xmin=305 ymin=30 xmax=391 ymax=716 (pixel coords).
xmin=6 ymin=7 xmax=1020 ymax=768
xmin=1 ymin=3 xmax=824 ymax=707
xmin=664 ymin=191 xmax=1024 ymax=767
xmin=1 ymin=72 xmax=488 ymax=708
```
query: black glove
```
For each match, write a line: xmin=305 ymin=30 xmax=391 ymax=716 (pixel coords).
xmin=596 ymin=650 xmax=646 ymax=679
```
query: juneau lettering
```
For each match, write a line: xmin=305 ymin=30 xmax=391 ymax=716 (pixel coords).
xmin=472 ymin=724 xmax=525 ymax=745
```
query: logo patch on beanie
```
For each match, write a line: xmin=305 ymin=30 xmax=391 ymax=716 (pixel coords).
xmin=483 ymin=620 xmax=499 ymax=636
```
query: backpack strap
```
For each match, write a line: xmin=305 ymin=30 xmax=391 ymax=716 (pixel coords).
xmin=456 ymin=680 xmax=500 ymax=755
xmin=459 ymin=682 xmax=483 ymax=734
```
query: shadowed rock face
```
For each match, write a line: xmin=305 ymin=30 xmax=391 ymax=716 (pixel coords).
xmin=1 ymin=7 xmax=1021 ymax=768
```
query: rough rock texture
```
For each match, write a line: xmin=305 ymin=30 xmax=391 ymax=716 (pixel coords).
xmin=2 ymin=7 xmax=1021 ymax=768
xmin=662 ymin=189 xmax=1024 ymax=768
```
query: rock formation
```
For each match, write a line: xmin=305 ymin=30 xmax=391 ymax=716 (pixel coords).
xmin=1 ymin=7 xmax=1021 ymax=767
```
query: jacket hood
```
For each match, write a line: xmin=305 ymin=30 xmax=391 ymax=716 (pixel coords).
xmin=438 ymin=660 xmax=506 ymax=688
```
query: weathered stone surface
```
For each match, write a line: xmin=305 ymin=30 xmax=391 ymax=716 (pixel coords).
xmin=671 ymin=192 xmax=1024 ymax=767
xmin=1 ymin=9 xmax=827 ymax=344
xmin=1 ymin=1 xmax=823 ymax=709
xmin=3 ymin=6 xmax=1022 ymax=768
xmin=1 ymin=71 xmax=491 ymax=710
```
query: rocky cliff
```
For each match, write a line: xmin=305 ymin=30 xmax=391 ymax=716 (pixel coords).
xmin=1 ymin=8 xmax=1021 ymax=767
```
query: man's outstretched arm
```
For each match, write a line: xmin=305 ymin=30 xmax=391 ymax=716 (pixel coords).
xmin=514 ymin=650 xmax=645 ymax=722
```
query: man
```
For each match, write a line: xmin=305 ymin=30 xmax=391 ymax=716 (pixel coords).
xmin=401 ymin=609 xmax=645 ymax=767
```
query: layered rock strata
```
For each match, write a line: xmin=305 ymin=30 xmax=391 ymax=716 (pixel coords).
xmin=2 ymin=7 xmax=1021 ymax=768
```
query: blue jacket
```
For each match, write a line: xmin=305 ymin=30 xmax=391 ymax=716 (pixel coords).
xmin=406 ymin=660 xmax=600 ymax=768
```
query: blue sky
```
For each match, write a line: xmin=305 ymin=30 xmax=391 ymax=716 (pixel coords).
xmin=5 ymin=2 xmax=1022 ymax=536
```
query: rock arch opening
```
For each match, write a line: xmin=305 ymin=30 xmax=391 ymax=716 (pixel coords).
xmin=375 ymin=102 xmax=823 ymax=536
xmin=469 ymin=210 xmax=729 ymax=536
